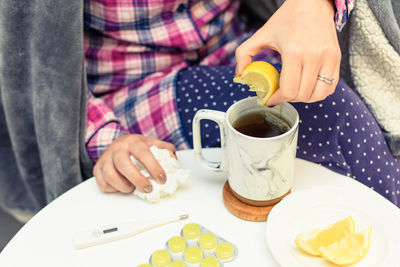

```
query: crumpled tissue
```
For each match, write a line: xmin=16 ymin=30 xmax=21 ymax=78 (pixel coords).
xmin=130 ymin=145 xmax=191 ymax=202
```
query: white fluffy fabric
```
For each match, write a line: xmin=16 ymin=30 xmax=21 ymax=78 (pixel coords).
xmin=349 ymin=0 xmax=400 ymax=140
xmin=130 ymin=146 xmax=190 ymax=202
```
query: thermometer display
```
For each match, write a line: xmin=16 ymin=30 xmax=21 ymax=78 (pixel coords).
xmin=103 ymin=227 xmax=118 ymax=234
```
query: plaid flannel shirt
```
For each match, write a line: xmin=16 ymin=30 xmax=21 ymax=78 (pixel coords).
xmin=84 ymin=0 xmax=354 ymax=162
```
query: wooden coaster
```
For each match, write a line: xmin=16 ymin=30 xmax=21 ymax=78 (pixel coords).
xmin=222 ymin=181 xmax=290 ymax=222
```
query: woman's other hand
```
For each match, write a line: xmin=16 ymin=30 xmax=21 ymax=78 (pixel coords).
xmin=93 ymin=134 xmax=176 ymax=193
xmin=235 ymin=0 xmax=341 ymax=106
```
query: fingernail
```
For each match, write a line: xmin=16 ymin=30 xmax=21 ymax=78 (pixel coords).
xmin=144 ymin=185 xmax=153 ymax=193
xmin=160 ymin=173 xmax=167 ymax=184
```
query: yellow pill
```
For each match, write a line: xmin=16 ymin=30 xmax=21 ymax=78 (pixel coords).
xmin=137 ymin=264 xmax=152 ymax=267
xmin=183 ymin=223 xmax=201 ymax=240
xmin=169 ymin=260 xmax=187 ymax=267
xmin=168 ymin=236 xmax=186 ymax=253
xmin=151 ymin=250 xmax=171 ymax=267
xmin=184 ymin=246 xmax=203 ymax=264
xmin=201 ymin=256 xmax=220 ymax=267
xmin=216 ymin=242 xmax=234 ymax=260
xmin=199 ymin=233 xmax=217 ymax=250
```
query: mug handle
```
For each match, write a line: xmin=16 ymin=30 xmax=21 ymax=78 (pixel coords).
xmin=192 ymin=109 xmax=226 ymax=172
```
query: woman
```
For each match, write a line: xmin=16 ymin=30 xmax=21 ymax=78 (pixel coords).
xmin=84 ymin=0 xmax=399 ymax=206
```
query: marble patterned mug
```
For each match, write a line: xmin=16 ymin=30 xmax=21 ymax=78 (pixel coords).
xmin=192 ymin=96 xmax=299 ymax=205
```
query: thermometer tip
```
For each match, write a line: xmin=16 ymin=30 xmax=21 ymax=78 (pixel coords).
xmin=179 ymin=214 xmax=189 ymax=220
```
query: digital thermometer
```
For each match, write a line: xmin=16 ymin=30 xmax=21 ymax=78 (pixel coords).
xmin=73 ymin=214 xmax=189 ymax=249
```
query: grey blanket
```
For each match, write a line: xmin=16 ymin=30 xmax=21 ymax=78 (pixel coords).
xmin=0 ymin=0 xmax=93 ymax=222
xmin=369 ymin=0 xmax=400 ymax=55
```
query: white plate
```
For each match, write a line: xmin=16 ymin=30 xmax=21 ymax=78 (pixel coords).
xmin=266 ymin=185 xmax=400 ymax=267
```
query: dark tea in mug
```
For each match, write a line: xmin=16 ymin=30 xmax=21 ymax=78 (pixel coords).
xmin=232 ymin=111 xmax=290 ymax=138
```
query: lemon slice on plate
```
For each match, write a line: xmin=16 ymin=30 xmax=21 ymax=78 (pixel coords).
xmin=319 ymin=226 xmax=372 ymax=265
xmin=294 ymin=216 xmax=355 ymax=256
xmin=233 ymin=61 xmax=279 ymax=106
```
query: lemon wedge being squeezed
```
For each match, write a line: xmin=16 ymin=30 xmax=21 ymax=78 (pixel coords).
xmin=233 ymin=61 xmax=279 ymax=106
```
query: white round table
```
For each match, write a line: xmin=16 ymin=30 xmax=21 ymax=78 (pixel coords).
xmin=1 ymin=149 xmax=399 ymax=267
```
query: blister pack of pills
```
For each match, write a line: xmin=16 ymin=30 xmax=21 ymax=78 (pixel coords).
xmin=138 ymin=222 xmax=238 ymax=267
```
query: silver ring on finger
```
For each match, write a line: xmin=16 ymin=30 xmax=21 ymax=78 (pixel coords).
xmin=317 ymin=74 xmax=335 ymax=85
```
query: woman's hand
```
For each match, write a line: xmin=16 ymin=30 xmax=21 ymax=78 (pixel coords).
xmin=93 ymin=134 xmax=176 ymax=193
xmin=235 ymin=0 xmax=341 ymax=106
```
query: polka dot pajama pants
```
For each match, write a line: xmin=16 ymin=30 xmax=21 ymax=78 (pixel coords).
xmin=175 ymin=66 xmax=400 ymax=207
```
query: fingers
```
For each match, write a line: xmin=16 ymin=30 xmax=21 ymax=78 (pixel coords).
xmin=93 ymin=164 xmax=118 ymax=193
xmin=112 ymin=149 xmax=154 ymax=193
xmin=308 ymin=56 xmax=339 ymax=102
xmin=234 ymin=27 xmax=274 ymax=76
xmin=93 ymin=134 xmax=178 ymax=194
xmin=97 ymin=153 xmax=136 ymax=193
xmin=293 ymin=58 xmax=320 ymax=102
xmin=234 ymin=44 xmax=253 ymax=77
xmin=150 ymin=139 xmax=177 ymax=159
xmin=126 ymin=137 xmax=175 ymax=187
xmin=130 ymin=145 xmax=167 ymax=185
xmin=267 ymin=54 xmax=302 ymax=106
xmin=268 ymin=45 xmax=340 ymax=105
xmin=102 ymin=162 xmax=136 ymax=193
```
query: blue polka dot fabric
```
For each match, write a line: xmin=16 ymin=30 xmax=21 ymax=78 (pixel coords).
xmin=176 ymin=65 xmax=400 ymax=207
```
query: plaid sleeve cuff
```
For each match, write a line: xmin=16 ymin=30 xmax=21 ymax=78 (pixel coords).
xmin=86 ymin=91 xmax=129 ymax=162
xmin=334 ymin=0 xmax=355 ymax=31
xmin=86 ymin=121 xmax=128 ymax=162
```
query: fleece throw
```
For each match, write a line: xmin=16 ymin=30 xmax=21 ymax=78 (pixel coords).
xmin=0 ymin=0 xmax=93 ymax=222
xmin=349 ymin=0 xmax=400 ymax=156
